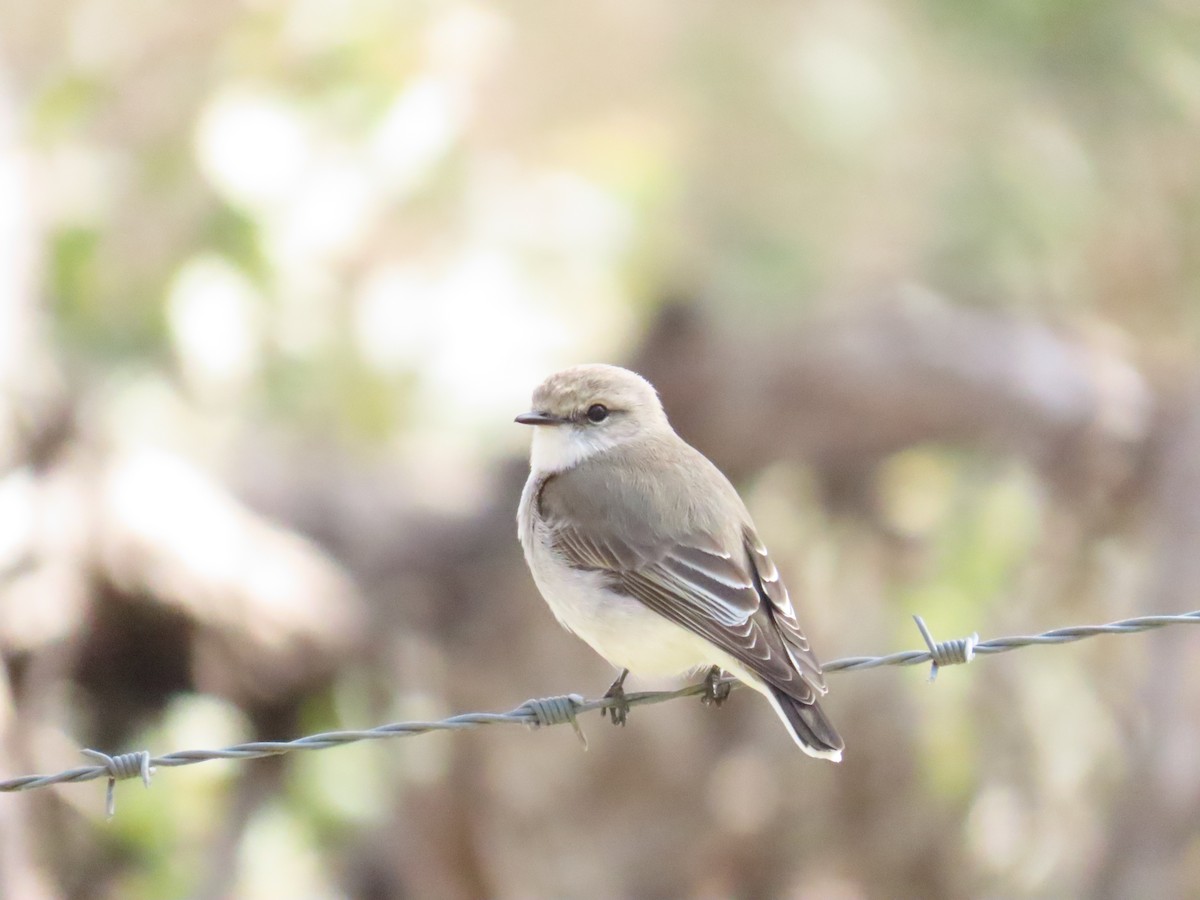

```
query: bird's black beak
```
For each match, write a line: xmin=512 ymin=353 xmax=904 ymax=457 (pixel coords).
xmin=515 ymin=411 xmax=566 ymax=426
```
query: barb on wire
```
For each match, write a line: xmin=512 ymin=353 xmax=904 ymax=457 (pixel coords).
xmin=2 ymin=608 xmax=1198 ymax=816
xmin=81 ymin=750 xmax=153 ymax=820
xmin=911 ymin=615 xmax=978 ymax=682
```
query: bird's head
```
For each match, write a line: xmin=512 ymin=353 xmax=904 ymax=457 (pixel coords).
xmin=516 ymin=364 xmax=670 ymax=473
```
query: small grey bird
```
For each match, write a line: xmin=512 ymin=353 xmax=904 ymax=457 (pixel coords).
xmin=516 ymin=364 xmax=843 ymax=761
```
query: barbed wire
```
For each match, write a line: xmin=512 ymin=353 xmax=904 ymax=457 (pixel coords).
xmin=2 ymin=608 xmax=1198 ymax=817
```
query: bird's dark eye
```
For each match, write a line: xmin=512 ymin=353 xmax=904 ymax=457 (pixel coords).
xmin=586 ymin=404 xmax=609 ymax=423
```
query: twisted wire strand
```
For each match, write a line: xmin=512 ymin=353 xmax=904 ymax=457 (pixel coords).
xmin=2 ymin=608 xmax=1197 ymax=813
xmin=821 ymin=609 xmax=1200 ymax=672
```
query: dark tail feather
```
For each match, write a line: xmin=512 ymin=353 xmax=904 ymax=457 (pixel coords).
xmin=766 ymin=686 xmax=844 ymax=762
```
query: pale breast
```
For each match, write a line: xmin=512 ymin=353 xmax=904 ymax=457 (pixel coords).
xmin=522 ymin=492 xmax=717 ymax=677
xmin=536 ymin=555 xmax=716 ymax=675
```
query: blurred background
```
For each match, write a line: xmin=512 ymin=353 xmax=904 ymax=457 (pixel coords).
xmin=2 ymin=1 xmax=1200 ymax=897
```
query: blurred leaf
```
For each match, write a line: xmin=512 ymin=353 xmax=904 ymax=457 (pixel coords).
xmin=32 ymin=74 xmax=106 ymax=139
xmin=50 ymin=226 xmax=101 ymax=321
xmin=202 ymin=207 xmax=268 ymax=285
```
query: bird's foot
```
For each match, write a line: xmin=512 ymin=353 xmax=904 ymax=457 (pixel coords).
xmin=600 ymin=668 xmax=630 ymax=726
xmin=701 ymin=665 xmax=731 ymax=708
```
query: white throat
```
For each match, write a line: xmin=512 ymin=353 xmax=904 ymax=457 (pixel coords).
xmin=529 ymin=425 xmax=614 ymax=474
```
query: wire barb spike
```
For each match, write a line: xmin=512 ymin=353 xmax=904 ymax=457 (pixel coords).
xmin=520 ymin=694 xmax=588 ymax=750
xmin=80 ymin=749 xmax=154 ymax=820
xmin=912 ymin=615 xmax=978 ymax=682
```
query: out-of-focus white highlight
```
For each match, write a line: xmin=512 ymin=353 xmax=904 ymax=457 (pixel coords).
xmin=0 ymin=78 xmax=34 ymax=390
xmin=426 ymin=4 xmax=511 ymax=80
xmin=355 ymin=251 xmax=561 ymax=419
xmin=0 ymin=467 xmax=34 ymax=572
xmin=196 ymin=89 xmax=310 ymax=208
xmin=789 ymin=8 xmax=903 ymax=144
xmin=354 ymin=161 xmax=635 ymax=447
xmin=167 ymin=255 xmax=261 ymax=395
xmin=161 ymin=693 xmax=249 ymax=767
xmin=237 ymin=804 xmax=336 ymax=900
xmin=369 ymin=76 xmax=465 ymax=195
xmin=468 ymin=162 xmax=632 ymax=261
xmin=268 ymin=156 xmax=376 ymax=262
xmin=0 ymin=466 xmax=91 ymax=650
xmin=281 ymin=0 xmax=365 ymax=54
xmin=101 ymin=447 xmax=362 ymax=656
xmin=189 ymin=62 xmax=638 ymax=456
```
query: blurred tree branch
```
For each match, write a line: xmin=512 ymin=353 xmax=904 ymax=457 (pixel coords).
xmin=633 ymin=291 xmax=1150 ymax=519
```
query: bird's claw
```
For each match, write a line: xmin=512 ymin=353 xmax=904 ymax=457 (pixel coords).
xmin=701 ymin=665 xmax=731 ymax=708
xmin=600 ymin=668 xmax=630 ymax=726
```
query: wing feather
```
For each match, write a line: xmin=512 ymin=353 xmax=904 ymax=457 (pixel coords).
xmin=543 ymin=512 xmax=827 ymax=703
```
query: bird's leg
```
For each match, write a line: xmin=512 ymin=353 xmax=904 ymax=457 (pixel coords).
xmin=701 ymin=665 xmax=731 ymax=708
xmin=600 ymin=668 xmax=630 ymax=726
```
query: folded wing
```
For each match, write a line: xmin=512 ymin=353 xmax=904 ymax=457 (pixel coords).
xmin=549 ymin=515 xmax=828 ymax=706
